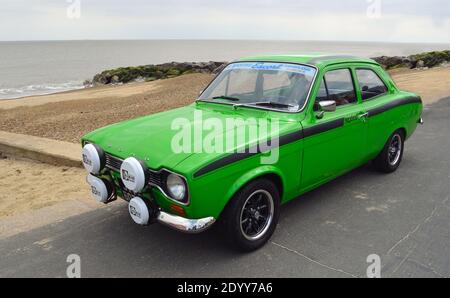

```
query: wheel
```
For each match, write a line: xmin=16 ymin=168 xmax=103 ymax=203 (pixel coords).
xmin=220 ymin=178 xmax=280 ymax=252
xmin=373 ymin=130 xmax=405 ymax=173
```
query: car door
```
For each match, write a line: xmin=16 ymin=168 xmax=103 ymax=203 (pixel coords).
xmin=301 ymin=67 xmax=368 ymax=190
xmin=354 ymin=67 xmax=393 ymax=158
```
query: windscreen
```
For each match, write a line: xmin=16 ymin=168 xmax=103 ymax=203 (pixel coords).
xmin=199 ymin=62 xmax=317 ymax=111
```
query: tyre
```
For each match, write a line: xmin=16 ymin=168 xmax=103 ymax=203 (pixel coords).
xmin=373 ymin=130 xmax=405 ymax=173
xmin=220 ymin=178 xmax=280 ymax=252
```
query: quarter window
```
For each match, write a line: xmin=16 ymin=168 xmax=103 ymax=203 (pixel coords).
xmin=356 ymin=69 xmax=388 ymax=100
xmin=315 ymin=69 xmax=357 ymax=107
xmin=316 ymin=78 xmax=328 ymax=102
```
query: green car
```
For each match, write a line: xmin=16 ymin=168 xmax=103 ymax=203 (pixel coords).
xmin=81 ymin=54 xmax=423 ymax=251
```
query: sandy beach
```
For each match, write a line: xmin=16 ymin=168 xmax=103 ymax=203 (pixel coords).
xmin=0 ymin=155 xmax=90 ymax=218
xmin=0 ymin=73 xmax=213 ymax=143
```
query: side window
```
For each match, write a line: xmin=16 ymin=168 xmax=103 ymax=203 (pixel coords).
xmin=356 ymin=69 xmax=388 ymax=100
xmin=324 ymin=69 xmax=357 ymax=106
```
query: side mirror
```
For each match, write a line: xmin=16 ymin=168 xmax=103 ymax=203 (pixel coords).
xmin=319 ymin=100 xmax=336 ymax=112
xmin=362 ymin=86 xmax=369 ymax=92
xmin=316 ymin=100 xmax=336 ymax=119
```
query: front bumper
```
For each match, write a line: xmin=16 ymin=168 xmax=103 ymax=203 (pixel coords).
xmin=85 ymin=167 xmax=216 ymax=234
xmin=157 ymin=212 xmax=216 ymax=234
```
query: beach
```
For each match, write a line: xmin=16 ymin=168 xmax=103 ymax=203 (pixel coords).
xmin=0 ymin=73 xmax=213 ymax=143
xmin=0 ymin=155 xmax=90 ymax=218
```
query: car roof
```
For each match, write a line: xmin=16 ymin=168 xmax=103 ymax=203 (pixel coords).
xmin=236 ymin=53 xmax=379 ymax=68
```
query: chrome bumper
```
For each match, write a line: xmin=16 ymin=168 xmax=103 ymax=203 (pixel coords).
xmin=157 ymin=212 xmax=216 ymax=234
xmin=418 ymin=117 xmax=424 ymax=125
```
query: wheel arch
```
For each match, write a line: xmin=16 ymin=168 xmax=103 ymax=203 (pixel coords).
xmin=217 ymin=167 xmax=285 ymax=220
xmin=398 ymin=127 xmax=407 ymax=138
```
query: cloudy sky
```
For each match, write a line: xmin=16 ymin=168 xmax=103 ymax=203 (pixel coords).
xmin=1 ymin=0 xmax=449 ymax=43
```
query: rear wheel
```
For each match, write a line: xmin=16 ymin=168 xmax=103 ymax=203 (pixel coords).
xmin=221 ymin=178 xmax=280 ymax=252
xmin=373 ymin=130 xmax=405 ymax=173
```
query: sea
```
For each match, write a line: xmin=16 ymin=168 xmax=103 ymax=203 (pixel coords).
xmin=1 ymin=40 xmax=449 ymax=100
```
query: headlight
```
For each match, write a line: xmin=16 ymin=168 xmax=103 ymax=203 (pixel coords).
xmin=120 ymin=157 xmax=148 ymax=193
xmin=166 ymin=173 xmax=187 ymax=202
xmin=82 ymin=144 xmax=105 ymax=174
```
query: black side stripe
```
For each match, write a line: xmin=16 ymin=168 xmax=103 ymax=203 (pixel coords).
xmin=194 ymin=120 xmax=342 ymax=178
xmin=368 ymin=96 xmax=422 ymax=117
xmin=194 ymin=150 xmax=259 ymax=178
xmin=303 ymin=118 xmax=344 ymax=138
xmin=194 ymin=130 xmax=306 ymax=178
xmin=194 ymin=96 xmax=421 ymax=178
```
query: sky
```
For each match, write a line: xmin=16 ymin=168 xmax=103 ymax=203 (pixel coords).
xmin=1 ymin=0 xmax=449 ymax=43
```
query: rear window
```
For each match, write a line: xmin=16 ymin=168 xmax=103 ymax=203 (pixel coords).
xmin=356 ymin=69 xmax=388 ymax=100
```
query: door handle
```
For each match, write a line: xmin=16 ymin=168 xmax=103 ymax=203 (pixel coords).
xmin=358 ymin=112 xmax=369 ymax=119
xmin=358 ymin=112 xmax=369 ymax=122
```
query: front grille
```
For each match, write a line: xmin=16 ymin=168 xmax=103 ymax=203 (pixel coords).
xmin=104 ymin=153 xmax=164 ymax=188
xmin=148 ymin=171 xmax=164 ymax=186
xmin=105 ymin=154 xmax=123 ymax=172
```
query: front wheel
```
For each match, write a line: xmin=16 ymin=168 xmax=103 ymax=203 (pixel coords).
xmin=373 ymin=130 xmax=405 ymax=173
xmin=221 ymin=178 xmax=280 ymax=252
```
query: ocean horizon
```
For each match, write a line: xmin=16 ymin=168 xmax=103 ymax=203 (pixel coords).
xmin=1 ymin=39 xmax=449 ymax=100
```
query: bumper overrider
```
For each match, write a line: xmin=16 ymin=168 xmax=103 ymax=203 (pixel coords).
xmin=82 ymin=143 xmax=215 ymax=234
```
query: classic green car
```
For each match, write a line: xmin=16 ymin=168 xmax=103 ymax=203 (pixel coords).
xmin=81 ymin=54 xmax=423 ymax=251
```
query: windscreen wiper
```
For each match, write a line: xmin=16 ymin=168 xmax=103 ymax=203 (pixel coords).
xmin=212 ymin=96 xmax=241 ymax=102
xmin=251 ymin=101 xmax=295 ymax=109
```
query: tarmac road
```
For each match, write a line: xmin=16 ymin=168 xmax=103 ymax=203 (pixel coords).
xmin=1 ymin=98 xmax=449 ymax=278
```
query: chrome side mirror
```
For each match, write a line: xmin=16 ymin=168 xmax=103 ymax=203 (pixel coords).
xmin=319 ymin=100 xmax=337 ymax=112
xmin=316 ymin=100 xmax=337 ymax=119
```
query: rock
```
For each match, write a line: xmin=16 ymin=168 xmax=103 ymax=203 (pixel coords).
xmin=166 ymin=68 xmax=181 ymax=76
xmin=372 ymin=56 xmax=405 ymax=69
xmin=154 ymin=70 xmax=165 ymax=79
xmin=134 ymin=76 xmax=145 ymax=83
xmin=401 ymin=58 xmax=414 ymax=69
xmin=89 ymin=61 xmax=227 ymax=86
xmin=213 ymin=63 xmax=227 ymax=74
xmin=409 ymin=50 xmax=450 ymax=68
xmin=86 ymin=51 xmax=450 ymax=86
xmin=92 ymin=73 xmax=108 ymax=85
xmin=83 ymin=80 xmax=93 ymax=87
xmin=111 ymin=75 xmax=120 ymax=84
xmin=372 ymin=51 xmax=450 ymax=70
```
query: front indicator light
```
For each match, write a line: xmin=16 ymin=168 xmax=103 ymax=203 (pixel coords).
xmin=170 ymin=204 xmax=187 ymax=217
